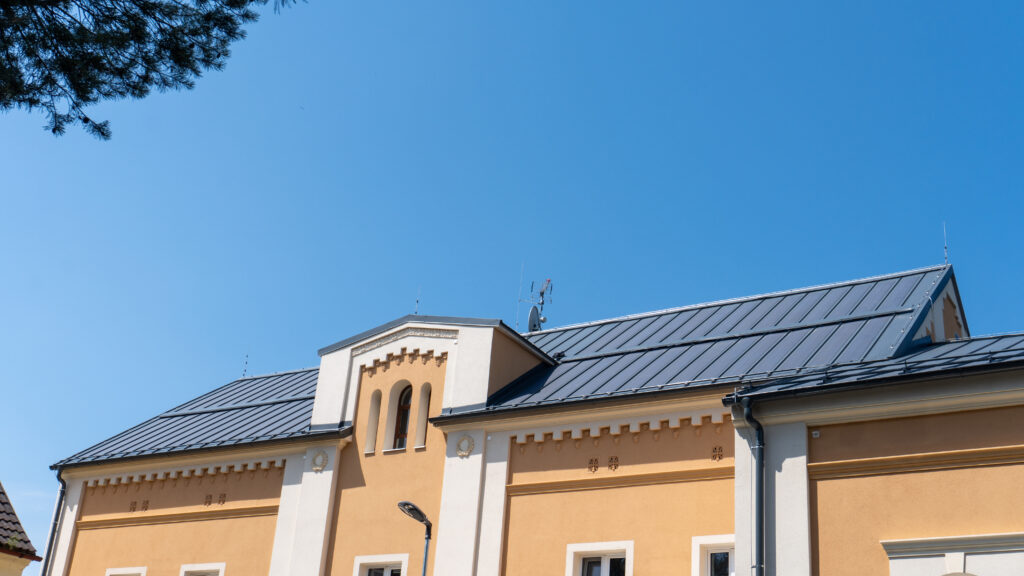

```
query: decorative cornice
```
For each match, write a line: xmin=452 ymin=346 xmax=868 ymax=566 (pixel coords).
xmin=882 ymin=532 xmax=1024 ymax=558
xmin=76 ymin=505 xmax=279 ymax=530
xmin=359 ymin=346 xmax=448 ymax=376
xmin=506 ymin=467 xmax=733 ymax=496
xmin=808 ymin=443 xmax=1024 ymax=479
xmin=510 ymin=408 xmax=731 ymax=445
xmin=352 ymin=327 xmax=457 ymax=357
xmin=82 ymin=458 xmax=286 ymax=487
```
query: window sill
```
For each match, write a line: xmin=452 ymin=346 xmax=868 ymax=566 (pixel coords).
xmin=382 ymin=448 xmax=407 ymax=455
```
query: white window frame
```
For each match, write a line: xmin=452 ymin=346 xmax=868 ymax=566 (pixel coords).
xmin=565 ymin=540 xmax=634 ymax=576
xmin=179 ymin=562 xmax=225 ymax=576
xmin=106 ymin=568 xmax=147 ymax=576
xmin=882 ymin=532 xmax=1024 ymax=575
xmin=352 ymin=553 xmax=409 ymax=576
xmin=691 ymin=534 xmax=735 ymax=576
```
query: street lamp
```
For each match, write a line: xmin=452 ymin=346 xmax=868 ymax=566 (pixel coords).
xmin=397 ymin=501 xmax=432 ymax=576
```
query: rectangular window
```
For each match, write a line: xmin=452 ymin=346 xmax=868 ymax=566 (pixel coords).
xmin=581 ymin=555 xmax=626 ymax=576
xmin=707 ymin=550 xmax=733 ymax=576
xmin=692 ymin=534 xmax=735 ymax=576
xmin=566 ymin=541 xmax=633 ymax=576
xmin=179 ymin=563 xmax=225 ymax=576
xmin=353 ymin=554 xmax=409 ymax=576
xmin=106 ymin=569 xmax=147 ymax=576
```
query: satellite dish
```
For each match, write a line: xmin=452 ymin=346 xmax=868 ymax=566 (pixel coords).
xmin=528 ymin=305 xmax=544 ymax=332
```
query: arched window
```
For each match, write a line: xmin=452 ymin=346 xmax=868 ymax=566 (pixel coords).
xmin=414 ymin=383 xmax=431 ymax=448
xmin=365 ymin=389 xmax=382 ymax=454
xmin=392 ymin=385 xmax=413 ymax=450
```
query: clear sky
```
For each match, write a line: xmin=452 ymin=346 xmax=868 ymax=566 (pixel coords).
xmin=2 ymin=1 xmax=1022 ymax=569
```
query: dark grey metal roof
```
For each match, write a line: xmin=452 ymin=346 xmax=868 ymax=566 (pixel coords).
xmin=727 ymin=332 xmax=1024 ymax=402
xmin=452 ymin=265 xmax=954 ymax=417
xmin=54 ymin=368 xmax=339 ymax=469
xmin=0 ymin=480 xmax=38 ymax=560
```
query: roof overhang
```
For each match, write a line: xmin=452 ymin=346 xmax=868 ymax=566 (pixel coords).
xmin=317 ymin=314 xmax=555 ymax=365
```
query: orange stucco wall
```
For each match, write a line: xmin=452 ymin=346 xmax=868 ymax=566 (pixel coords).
xmin=488 ymin=330 xmax=542 ymax=398
xmin=67 ymin=466 xmax=283 ymax=576
xmin=809 ymin=405 xmax=1024 ymax=576
xmin=325 ymin=352 xmax=448 ymax=576
xmin=503 ymin=417 xmax=735 ymax=574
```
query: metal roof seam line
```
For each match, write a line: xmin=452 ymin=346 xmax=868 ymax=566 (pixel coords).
xmin=523 ymin=265 xmax=948 ymax=336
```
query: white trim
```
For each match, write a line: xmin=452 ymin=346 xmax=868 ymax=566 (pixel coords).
xmin=47 ymin=476 xmax=85 ymax=576
xmin=691 ymin=535 xmax=735 ymax=576
xmin=882 ymin=532 xmax=1024 ymax=558
xmin=509 ymin=406 xmax=731 ymax=445
xmin=765 ymin=422 xmax=810 ymax=576
xmin=351 ymin=553 xmax=409 ymax=576
xmin=179 ymin=562 xmax=225 ymax=576
xmin=267 ymin=450 xmax=306 ymax=576
xmin=475 ymin=431 xmax=511 ymax=576
xmin=434 ymin=429 xmax=488 ymax=575
xmin=564 ymin=540 xmax=634 ymax=576
xmin=732 ymin=423 xmax=754 ymax=576
xmin=105 ymin=568 xmax=147 ymax=576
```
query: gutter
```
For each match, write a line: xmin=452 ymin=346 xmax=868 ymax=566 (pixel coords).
xmin=39 ymin=471 xmax=65 ymax=575
xmin=52 ymin=426 xmax=352 ymax=471
xmin=740 ymin=397 xmax=765 ymax=576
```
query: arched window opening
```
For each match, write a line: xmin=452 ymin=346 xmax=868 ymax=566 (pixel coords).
xmin=414 ymin=383 xmax=432 ymax=448
xmin=392 ymin=385 xmax=413 ymax=450
xmin=365 ymin=389 xmax=382 ymax=454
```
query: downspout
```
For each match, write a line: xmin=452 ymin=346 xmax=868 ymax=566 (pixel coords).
xmin=39 ymin=470 xmax=66 ymax=576
xmin=741 ymin=397 xmax=765 ymax=576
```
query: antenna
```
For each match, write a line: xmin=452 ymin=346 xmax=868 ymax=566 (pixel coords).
xmin=519 ymin=277 xmax=554 ymax=332
xmin=943 ymin=222 xmax=949 ymax=265
xmin=415 ymin=286 xmax=421 ymax=315
xmin=241 ymin=352 xmax=249 ymax=378
xmin=515 ymin=262 xmax=525 ymax=331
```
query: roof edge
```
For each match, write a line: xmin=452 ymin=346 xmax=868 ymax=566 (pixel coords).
xmin=318 ymin=315 xmax=504 ymax=357
xmin=525 ymin=264 xmax=950 ymax=337
xmin=51 ymin=426 xmax=352 ymax=471
xmin=724 ymin=353 xmax=1024 ymax=406
xmin=317 ymin=315 xmax=554 ymax=364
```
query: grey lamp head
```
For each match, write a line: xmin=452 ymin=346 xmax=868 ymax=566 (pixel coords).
xmin=397 ymin=501 xmax=432 ymax=528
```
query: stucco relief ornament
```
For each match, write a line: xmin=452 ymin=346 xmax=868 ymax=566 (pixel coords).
xmin=311 ymin=449 xmax=329 ymax=472
xmin=456 ymin=435 xmax=475 ymax=458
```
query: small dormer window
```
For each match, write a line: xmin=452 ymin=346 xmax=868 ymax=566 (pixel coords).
xmin=392 ymin=385 xmax=413 ymax=450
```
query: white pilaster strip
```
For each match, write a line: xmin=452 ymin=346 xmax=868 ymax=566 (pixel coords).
xmin=475 ymin=431 xmax=511 ymax=576
xmin=765 ymin=422 xmax=810 ymax=576
xmin=286 ymin=445 xmax=341 ymax=576
xmin=46 ymin=477 xmax=85 ymax=576
xmin=435 ymin=429 xmax=488 ymax=575
xmin=268 ymin=450 xmax=307 ymax=576
xmin=732 ymin=412 xmax=755 ymax=576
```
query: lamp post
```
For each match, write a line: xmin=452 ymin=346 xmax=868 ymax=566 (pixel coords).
xmin=397 ymin=501 xmax=432 ymax=576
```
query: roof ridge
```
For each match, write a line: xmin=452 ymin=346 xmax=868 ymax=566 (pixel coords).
xmin=525 ymin=264 xmax=949 ymax=336
xmin=233 ymin=366 xmax=319 ymax=382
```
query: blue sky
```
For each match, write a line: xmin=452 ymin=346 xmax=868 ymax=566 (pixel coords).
xmin=2 ymin=0 xmax=1022 ymax=568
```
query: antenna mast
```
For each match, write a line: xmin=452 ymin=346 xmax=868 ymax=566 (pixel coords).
xmin=520 ymin=278 xmax=553 ymax=332
xmin=943 ymin=222 xmax=949 ymax=265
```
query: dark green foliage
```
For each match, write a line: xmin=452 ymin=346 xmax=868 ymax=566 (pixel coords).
xmin=0 ymin=0 xmax=291 ymax=139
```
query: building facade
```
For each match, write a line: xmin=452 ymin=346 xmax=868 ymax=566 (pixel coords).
xmin=42 ymin=265 xmax=1024 ymax=576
